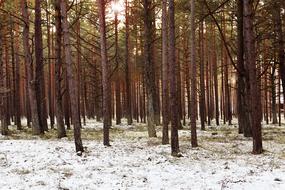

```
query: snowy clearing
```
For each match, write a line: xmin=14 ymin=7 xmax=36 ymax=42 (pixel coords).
xmin=0 ymin=120 xmax=285 ymax=190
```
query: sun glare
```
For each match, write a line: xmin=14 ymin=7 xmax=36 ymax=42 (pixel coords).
xmin=107 ymin=0 xmax=125 ymax=22
xmin=111 ymin=0 xmax=124 ymax=13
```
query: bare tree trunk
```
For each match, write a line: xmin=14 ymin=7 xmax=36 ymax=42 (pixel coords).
xmin=224 ymin=54 xmax=232 ymax=124
xmin=143 ymin=0 xmax=157 ymax=137
xmin=176 ymin=37 xmax=183 ymax=129
xmin=97 ymin=0 xmax=111 ymax=145
xmin=115 ymin=80 xmax=121 ymax=125
xmin=54 ymin=0 xmax=66 ymax=138
xmin=21 ymin=0 xmax=41 ymax=135
xmin=114 ymin=8 xmax=121 ymax=125
xmin=46 ymin=1 xmax=55 ymax=129
xmin=264 ymin=69 xmax=269 ymax=124
xmin=169 ymin=0 xmax=180 ymax=156
xmin=125 ymin=0 xmax=132 ymax=125
xmin=35 ymin=0 xmax=48 ymax=132
xmin=272 ymin=1 xmax=285 ymax=120
xmin=162 ymin=0 xmax=169 ymax=144
xmin=244 ymin=0 xmax=263 ymax=154
xmin=25 ymin=56 xmax=31 ymax=128
xmin=0 ymin=31 xmax=9 ymax=135
xmin=237 ymin=0 xmax=251 ymax=136
xmin=60 ymin=0 xmax=84 ymax=152
xmin=206 ymin=29 xmax=211 ymax=126
xmin=182 ymin=27 xmax=191 ymax=121
xmin=64 ymin=77 xmax=71 ymax=130
xmin=212 ymin=28 xmax=219 ymax=126
xmin=271 ymin=65 xmax=278 ymax=124
xmin=199 ymin=21 xmax=206 ymax=130
xmin=81 ymin=69 xmax=87 ymax=126
xmin=75 ymin=1 xmax=82 ymax=128
xmin=10 ymin=13 xmax=22 ymax=130
xmin=278 ymin=76 xmax=281 ymax=126
xmin=190 ymin=0 xmax=198 ymax=147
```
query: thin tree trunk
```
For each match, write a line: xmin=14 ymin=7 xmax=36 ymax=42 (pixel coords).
xmin=264 ymin=68 xmax=269 ymax=124
xmin=212 ymin=27 xmax=219 ymax=126
xmin=114 ymin=8 xmax=121 ymax=125
xmin=75 ymin=0 xmax=82 ymax=128
xmin=64 ymin=78 xmax=71 ymax=130
xmin=125 ymin=0 xmax=132 ymax=125
xmin=60 ymin=0 xmax=84 ymax=152
xmin=271 ymin=65 xmax=278 ymax=124
xmin=162 ymin=0 xmax=169 ymax=144
xmin=199 ymin=21 xmax=206 ymax=130
xmin=46 ymin=1 xmax=55 ymax=129
xmin=176 ymin=36 xmax=183 ymax=129
xmin=206 ymin=29 xmax=211 ymax=126
xmin=190 ymin=0 xmax=198 ymax=147
xmin=97 ymin=0 xmax=111 ymax=145
xmin=278 ymin=75 xmax=281 ymax=126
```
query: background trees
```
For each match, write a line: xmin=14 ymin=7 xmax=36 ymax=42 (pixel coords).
xmin=0 ymin=0 xmax=284 ymax=155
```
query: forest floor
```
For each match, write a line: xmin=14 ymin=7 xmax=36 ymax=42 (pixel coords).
xmin=0 ymin=119 xmax=285 ymax=190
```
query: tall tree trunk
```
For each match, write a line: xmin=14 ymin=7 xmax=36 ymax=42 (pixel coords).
xmin=224 ymin=54 xmax=232 ymax=124
xmin=212 ymin=27 xmax=219 ymax=126
xmin=21 ymin=0 xmax=41 ymax=135
xmin=24 ymin=55 xmax=31 ymax=128
xmin=143 ymin=0 xmax=157 ymax=137
xmin=125 ymin=0 xmax=132 ymax=125
xmin=161 ymin=0 xmax=169 ymax=144
xmin=272 ymin=1 xmax=285 ymax=120
xmin=35 ymin=0 xmax=48 ymax=132
xmin=271 ymin=65 xmax=278 ymax=124
xmin=54 ymin=0 xmax=66 ymax=138
xmin=199 ymin=21 xmax=206 ymax=130
xmin=169 ymin=0 xmax=180 ymax=156
xmin=4 ymin=42 xmax=11 ymax=127
xmin=176 ymin=36 xmax=183 ymax=129
xmin=10 ymin=13 xmax=22 ymax=130
xmin=278 ymin=76 xmax=281 ymax=126
xmin=264 ymin=69 xmax=269 ymax=124
xmin=46 ymin=0 xmax=55 ymax=129
xmin=75 ymin=0 xmax=82 ymax=128
xmin=237 ymin=0 xmax=251 ymax=136
xmin=114 ymin=7 xmax=121 ymax=125
xmin=244 ymin=0 xmax=263 ymax=154
xmin=0 ymin=32 xmax=9 ymax=135
xmin=60 ymin=0 xmax=84 ymax=152
xmin=206 ymin=29 xmax=211 ymax=126
xmin=190 ymin=0 xmax=198 ymax=147
xmin=46 ymin=1 xmax=55 ymax=129
xmin=97 ymin=0 xmax=111 ymax=145
xmin=64 ymin=78 xmax=71 ymax=130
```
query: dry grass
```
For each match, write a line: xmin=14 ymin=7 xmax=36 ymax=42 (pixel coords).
xmin=11 ymin=168 xmax=31 ymax=175
xmin=3 ymin=121 xmax=285 ymax=160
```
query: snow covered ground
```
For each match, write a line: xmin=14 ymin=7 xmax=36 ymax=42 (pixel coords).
xmin=0 ymin=119 xmax=285 ymax=190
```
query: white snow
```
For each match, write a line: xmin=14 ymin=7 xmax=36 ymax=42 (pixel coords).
xmin=0 ymin=119 xmax=285 ymax=190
